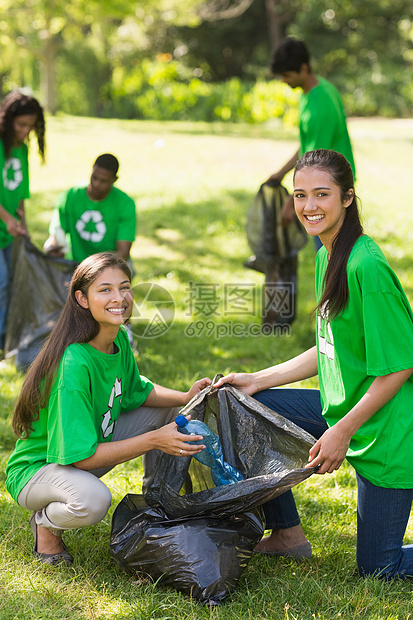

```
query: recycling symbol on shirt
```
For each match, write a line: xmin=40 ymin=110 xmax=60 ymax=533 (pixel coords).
xmin=3 ymin=158 xmax=23 ymax=191
xmin=75 ymin=210 xmax=107 ymax=243
xmin=101 ymin=377 xmax=122 ymax=439
xmin=318 ymin=303 xmax=335 ymax=361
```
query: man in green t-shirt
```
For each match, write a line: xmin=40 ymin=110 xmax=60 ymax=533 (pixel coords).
xmin=267 ymin=38 xmax=355 ymax=227
xmin=44 ymin=154 xmax=136 ymax=263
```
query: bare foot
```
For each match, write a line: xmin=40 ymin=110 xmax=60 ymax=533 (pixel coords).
xmin=254 ymin=524 xmax=309 ymax=553
xmin=36 ymin=525 xmax=64 ymax=555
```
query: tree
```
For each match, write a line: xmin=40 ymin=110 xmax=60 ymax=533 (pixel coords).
xmin=0 ymin=0 xmax=410 ymax=117
xmin=0 ymin=0 xmax=148 ymax=112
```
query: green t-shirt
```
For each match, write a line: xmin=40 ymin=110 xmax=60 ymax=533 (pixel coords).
xmin=316 ymin=236 xmax=413 ymax=488
xmin=0 ymin=141 xmax=30 ymax=248
xmin=6 ymin=326 xmax=153 ymax=501
xmin=50 ymin=185 xmax=136 ymax=262
xmin=299 ymin=76 xmax=356 ymax=178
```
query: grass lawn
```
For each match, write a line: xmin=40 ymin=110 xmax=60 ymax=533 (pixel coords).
xmin=1 ymin=115 xmax=413 ymax=619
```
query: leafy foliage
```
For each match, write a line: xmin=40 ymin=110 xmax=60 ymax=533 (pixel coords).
xmin=108 ymin=59 xmax=300 ymax=123
xmin=290 ymin=0 xmax=413 ymax=117
xmin=0 ymin=0 xmax=411 ymax=118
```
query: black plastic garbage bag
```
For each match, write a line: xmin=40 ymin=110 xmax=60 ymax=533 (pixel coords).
xmin=5 ymin=236 xmax=77 ymax=370
xmin=145 ymin=378 xmax=317 ymax=519
xmin=111 ymin=378 xmax=316 ymax=604
xmin=245 ymin=181 xmax=308 ymax=325
xmin=110 ymin=495 xmax=263 ymax=606
xmin=246 ymin=180 xmax=307 ymax=267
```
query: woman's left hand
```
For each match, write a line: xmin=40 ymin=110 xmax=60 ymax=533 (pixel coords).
xmin=185 ymin=377 xmax=212 ymax=402
xmin=305 ymin=424 xmax=351 ymax=474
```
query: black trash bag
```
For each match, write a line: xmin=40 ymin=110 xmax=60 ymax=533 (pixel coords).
xmin=110 ymin=495 xmax=263 ymax=606
xmin=111 ymin=377 xmax=316 ymax=604
xmin=246 ymin=180 xmax=307 ymax=267
xmin=145 ymin=378 xmax=316 ymax=519
xmin=245 ymin=181 xmax=308 ymax=325
xmin=5 ymin=236 xmax=77 ymax=370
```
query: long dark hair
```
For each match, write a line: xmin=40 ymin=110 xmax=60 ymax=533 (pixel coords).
xmin=294 ymin=149 xmax=363 ymax=319
xmin=12 ymin=252 xmax=132 ymax=438
xmin=0 ymin=91 xmax=46 ymax=160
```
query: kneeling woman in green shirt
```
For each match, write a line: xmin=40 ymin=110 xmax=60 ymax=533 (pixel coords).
xmin=216 ymin=149 xmax=413 ymax=578
xmin=6 ymin=252 xmax=211 ymax=566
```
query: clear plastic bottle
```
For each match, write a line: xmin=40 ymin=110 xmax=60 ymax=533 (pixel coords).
xmin=175 ymin=414 xmax=243 ymax=486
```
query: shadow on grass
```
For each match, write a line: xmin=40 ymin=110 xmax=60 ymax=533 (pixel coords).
xmin=27 ymin=187 xmax=258 ymax=275
xmin=134 ymin=188 xmax=315 ymax=296
xmin=134 ymin=188 xmax=259 ymax=276
xmin=132 ymin=314 xmax=315 ymax=388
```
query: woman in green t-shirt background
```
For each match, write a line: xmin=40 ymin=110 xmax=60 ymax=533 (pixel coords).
xmin=0 ymin=91 xmax=46 ymax=354
xmin=6 ymin=252 xmax=211 ymax=566
xmin=216 ymin=149 xmax=413 ymax=578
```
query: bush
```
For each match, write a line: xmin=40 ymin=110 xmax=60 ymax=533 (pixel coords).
xmin=109 ymin=59 xmax=300 ymax=124
xmin=339 ymin=65 xmax=413 ymax=117
xmin=244 ymin=80 xmax=300 ymax=126
xmin=57 ymin=55 xmax=412 ymax=123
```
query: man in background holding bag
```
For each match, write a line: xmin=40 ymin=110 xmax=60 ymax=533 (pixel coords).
xmin=267 ymin=38 xmax=356 ymax=232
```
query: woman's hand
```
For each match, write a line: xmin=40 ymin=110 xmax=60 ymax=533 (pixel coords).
xmin=185 ymin=377 xmax=212 ymax=402
xmin=213 ymin=372 xmax=258 ymax=395
xmin=306 ymin=424 xmax=351 ymax=474
xmin=144 ymin=379 xmax=211 ymax=408
xmin=213 ymin=348 xmax=318 ymax=395
xmin=152 ymin=420 xmax=206 ymax=457
xmin=306 ymin=369 xmax=413 ymax=475
xmin=6 ymin=215 xmax=25 ymax=237
xmin=75 ymin=416 xmax=207 ymax=470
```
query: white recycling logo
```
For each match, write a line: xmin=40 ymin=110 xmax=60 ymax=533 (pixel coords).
xmin=75 ymin=210 xmax=107 ymax=242
xmin=318 ymin=303 xmax=335 ymax=361
xmin=3 ymin=158 xmax=23 ymax=191
xmin=101 ymin=377 xmax=122 ymax=438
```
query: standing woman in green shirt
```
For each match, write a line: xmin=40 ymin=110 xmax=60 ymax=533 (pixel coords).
xmin=6 ymin=252 xmax=211 ymax=566
xmin=216 ymin=149 xmax=413 ymax=578
xmin=0 ymin=91 xmax=46 ymax=353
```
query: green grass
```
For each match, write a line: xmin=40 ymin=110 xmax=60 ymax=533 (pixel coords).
xmin=1 ymin=115 xmax=413 ymax=619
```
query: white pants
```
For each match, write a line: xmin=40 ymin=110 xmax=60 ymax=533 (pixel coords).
xmin=17 ymin=405 xmax=179 ymax=534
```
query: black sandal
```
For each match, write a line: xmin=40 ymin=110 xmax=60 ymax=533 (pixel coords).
xmin=29 ymin=513 xmax=73 ymax=566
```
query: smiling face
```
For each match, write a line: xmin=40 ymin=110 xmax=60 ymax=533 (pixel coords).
xmin=75 ymin=267 xmax=133 ymax=331
xmin=13 ymin=114 xmax=38 ymax=145
xmin=293 ymin=167 xmax=354 ymax=253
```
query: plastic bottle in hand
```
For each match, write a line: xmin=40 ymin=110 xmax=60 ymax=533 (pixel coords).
xmin=175 ymin=414 xmax=243 ymax=486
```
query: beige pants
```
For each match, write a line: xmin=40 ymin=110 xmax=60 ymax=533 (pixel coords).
xmin=18 ymin=405 xmax=179 ymax=534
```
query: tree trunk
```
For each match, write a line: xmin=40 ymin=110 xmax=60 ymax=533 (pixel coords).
xmin=264 ymin=0 xmax=283 ymax=51
xmin=40 ymin=35 xmax=59 ymax=114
